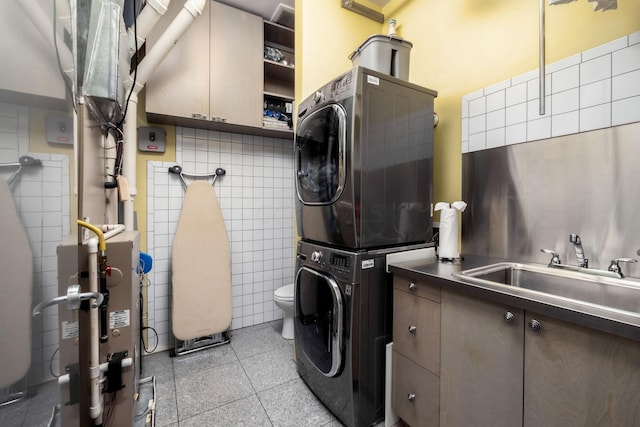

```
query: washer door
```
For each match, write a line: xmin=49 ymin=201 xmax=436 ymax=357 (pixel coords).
xmin=295 ymin=266 xmax=344 ymax=377
xmin=295 ymin=103 xmax=346 ymax=206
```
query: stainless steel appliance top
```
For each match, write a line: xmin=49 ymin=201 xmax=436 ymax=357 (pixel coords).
xmin=297 ymin=66 xmax=437 ymax=116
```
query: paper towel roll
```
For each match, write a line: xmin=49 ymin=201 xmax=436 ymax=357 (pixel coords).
xmin=435 ymin=201 xmax=466 ymax=259
xmin=438 ymin=207 xmax=460 ymax=259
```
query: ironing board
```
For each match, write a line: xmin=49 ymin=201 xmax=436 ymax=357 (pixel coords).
xmin=0 ymin=179 xmax=32 ymax=389
xmin=171 ymin=180 xmax=231 ymax=341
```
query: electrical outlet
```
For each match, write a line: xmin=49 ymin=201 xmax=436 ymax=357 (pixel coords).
xmin=138 ymin=127 xmax=166 ymax=153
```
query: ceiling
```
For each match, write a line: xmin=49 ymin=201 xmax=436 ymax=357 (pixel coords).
xmin=215 ymin=0 xmax=294 ymax=21
xmin=215 ymin=0 xmax=391 ymax=22
xmin=367 ymin=0 xmax=391 ymax=6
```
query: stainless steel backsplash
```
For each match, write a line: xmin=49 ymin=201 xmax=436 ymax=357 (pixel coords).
xmin=461 ymin=121 xmax=640 ymax=277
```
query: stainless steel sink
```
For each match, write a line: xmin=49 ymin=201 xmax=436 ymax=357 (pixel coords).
xmin=452 ymin=262 xmax=640 ymax=315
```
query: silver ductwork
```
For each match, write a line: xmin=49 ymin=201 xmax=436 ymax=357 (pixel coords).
xmin=83 ymin=0 xmax=129 ymax=124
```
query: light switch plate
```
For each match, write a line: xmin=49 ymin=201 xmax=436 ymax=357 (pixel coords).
xmin=138 ymin=127 xmax=166 ymax=152
xmin=45 ymin=114 xmax=73 ymax=145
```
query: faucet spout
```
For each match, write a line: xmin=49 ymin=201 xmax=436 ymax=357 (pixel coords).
xmin=569 ymin=234 xmax=588 ymax=268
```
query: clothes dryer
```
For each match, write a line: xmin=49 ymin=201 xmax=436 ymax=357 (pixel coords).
xmin=295 ymin=66 xmax=437 ymax=249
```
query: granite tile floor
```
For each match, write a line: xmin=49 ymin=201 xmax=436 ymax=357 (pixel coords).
xmin=0 ymin=321 xmax=389 ymax=426
xmin=145 ymin=321 xmax=386 ymax=427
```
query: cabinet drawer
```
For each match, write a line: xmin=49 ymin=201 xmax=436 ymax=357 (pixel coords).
xmin=393 ymin=350 xmax=439 ymax=427
xmin=394 ymin=275 xmax=440 ymax=302
xmin=393 ymin=288 xmax=440 ymax=374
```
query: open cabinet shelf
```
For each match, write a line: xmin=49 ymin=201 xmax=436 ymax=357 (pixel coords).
xmin=263 ymin=20 xmax=294 ymax=135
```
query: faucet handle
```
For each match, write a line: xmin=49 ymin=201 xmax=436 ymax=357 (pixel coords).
xmin=541 ymin=249 xmax=561 ymax=266
xmin=608 ymin=258 xmax=637 ymax=278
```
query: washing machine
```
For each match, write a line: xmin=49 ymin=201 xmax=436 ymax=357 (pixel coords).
xmin=295 ymin=66 xmax=437 ymax=249
xmin=295 ymin=239 xmax=429 ymax=427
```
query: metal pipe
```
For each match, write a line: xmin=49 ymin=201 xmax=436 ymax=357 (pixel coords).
xmin=539 ymin=0 xmax=546 ymax=115
xmin=57 ymin=357 xmax=133 ymax=385
xmin=1 ymin=156 xmax=43 ymax=185
xmin=31 ymin=288 xmax=104 ymax=317
xmin=0 ymin=156 xmax=43 ymax=168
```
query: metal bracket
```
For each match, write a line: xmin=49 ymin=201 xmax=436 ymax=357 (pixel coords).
xmin=168 ymin=164 xmax=226 ymax=190
xmin=341 ymin=0 xmax=384 ymax=23
xmin=32 ymin=285 xmax=104 ymax=317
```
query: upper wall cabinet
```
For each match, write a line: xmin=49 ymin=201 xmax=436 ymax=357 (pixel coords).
xmin=146 ymin=1 xmax=263 ymax=131
xmin=0 ymin=0 xmax=67 ymax=110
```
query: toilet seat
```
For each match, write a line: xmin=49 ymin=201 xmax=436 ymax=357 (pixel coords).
xmin=274 ymin=284 xmax=294 ymax=302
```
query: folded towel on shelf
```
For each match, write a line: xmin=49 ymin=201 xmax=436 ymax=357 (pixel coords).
xmin=262 ymin=116 xmax=291 ymax=130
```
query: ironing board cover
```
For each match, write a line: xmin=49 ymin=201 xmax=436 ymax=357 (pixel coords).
xmin=171 ymin=181 xmax=231 ymax=340
xmin=0 ymin=180 xmax=32 ymax=388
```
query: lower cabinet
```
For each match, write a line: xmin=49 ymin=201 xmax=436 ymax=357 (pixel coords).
xmin=440 ymin=289 xmax=524 ymax=427
xmin=392 ymin=274 xmax=640 ymax=426
xmin=392 ymin=351 xmax=439 ymax=427
xmin=392 ymin=276 xmax=441 ymax=426
xmin=523 ymin=313 xmax=640 ymax=426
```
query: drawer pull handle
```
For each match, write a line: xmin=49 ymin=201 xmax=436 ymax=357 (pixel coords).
xmin=407 ymin=393 xmax=416 ymax=402
xmin=528 ymin=319 xmax=542 ymax=332
xmin=408 ymin=282 xmax=417 ymax=292
xmin=504 ymin=311 xmax=516 ymax=324
xmin=408 ymin=325 xmax=417 ymax=334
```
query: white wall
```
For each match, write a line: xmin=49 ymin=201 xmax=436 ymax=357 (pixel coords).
xmin=146 ymin=128 xmax=295 ymax=351
xmin=462 ymin=31 xmax=640 ymax=152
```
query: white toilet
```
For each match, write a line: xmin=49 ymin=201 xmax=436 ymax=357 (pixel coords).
xmin=273 ymin=284 xmax=294 ymax=339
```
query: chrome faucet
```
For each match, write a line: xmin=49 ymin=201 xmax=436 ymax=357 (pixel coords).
xmin=540 ymin=249 xmax=561 ymax=266
xmin=608 ymin=258 xmax=637 ymax=278
xmin=569 ymin=234 xmax=588 ymax=268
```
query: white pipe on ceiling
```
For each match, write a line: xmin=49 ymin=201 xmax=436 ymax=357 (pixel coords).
xmin=127 ymin=0 xmax=172 ymax=52
xmin=122 ymin=0 xmax=207 ymax=231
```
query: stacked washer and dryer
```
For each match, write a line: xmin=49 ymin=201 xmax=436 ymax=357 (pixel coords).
xmin=294 ymin=66 xmax=437 ymax=427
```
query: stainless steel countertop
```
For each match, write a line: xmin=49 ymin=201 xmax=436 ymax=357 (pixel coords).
xmin=389 ymin=254 xmax=640 ymax=342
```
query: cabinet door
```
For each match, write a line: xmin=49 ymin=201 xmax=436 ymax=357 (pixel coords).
xmin=210 ymin=1 xmax=263 ymax=127
xmin=392 ymin=350 xmax=439 ymax=427
xmin=0 ymin=0 xmax=66 ymax=105
xmin=393 ymin=287 xmax=440 ymax=375
xmin=440 ymin=289 xmax=524 ymax=427
xmin=524 ymin=313 xmax=640 ymax=427
xmin=146 ymin=0 xmax=210 ymax=119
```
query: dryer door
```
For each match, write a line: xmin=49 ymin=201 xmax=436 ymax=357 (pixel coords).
xmin=295 ymin=266 xmax=344 ymax=377
xmin=295 ymin=103 xmax=346 ymax=206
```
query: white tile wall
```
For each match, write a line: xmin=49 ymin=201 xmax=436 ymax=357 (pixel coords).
xmin=462 ymin=31 xmax=640 ymax=152
xmin=146 ymin=128 xmax=295 ymax=352
xmin=0 ymin=103 xmax=70 ymax=385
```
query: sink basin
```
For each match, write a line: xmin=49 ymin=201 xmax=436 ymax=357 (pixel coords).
xmin=452 ymin=262 xmax=640 ymax=315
